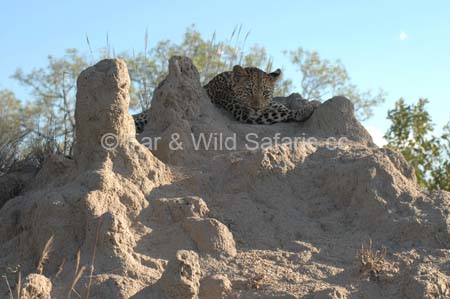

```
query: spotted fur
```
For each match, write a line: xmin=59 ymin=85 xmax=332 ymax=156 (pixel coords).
xmin=204 ymin=65 xmax=317 ymax=124
xmin=132 ymin=111 xmax=148 ymax=134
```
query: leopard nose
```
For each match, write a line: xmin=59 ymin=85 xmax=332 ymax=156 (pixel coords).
xmin=251 ymin=96 xmax=264 ymax=109
xmin=257 ymin=97 xmax=265 ymax=109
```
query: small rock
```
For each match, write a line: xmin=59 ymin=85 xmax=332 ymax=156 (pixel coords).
xmin=21 ymin=274 xmax=52 ymax=299
xmin=183 ymin=217 xmax=237 ymax=256
xmin=199 ymin=274 xmax=232 ymax=299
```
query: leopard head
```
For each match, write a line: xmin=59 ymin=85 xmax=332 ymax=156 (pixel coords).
xmin=231 ymin=65 xmax=281 ymax=109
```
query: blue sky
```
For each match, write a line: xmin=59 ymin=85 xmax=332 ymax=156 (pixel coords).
xmin=1 ymin=0 xmax=449 ymax=145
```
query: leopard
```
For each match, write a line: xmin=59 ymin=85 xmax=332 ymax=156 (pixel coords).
xmin=204 ymin=65 xmax=319 ymax=125
xmin=132 ymin=65 xmax=319 ymax=133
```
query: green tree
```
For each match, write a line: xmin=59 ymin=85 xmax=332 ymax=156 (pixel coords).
xmin=0 ymin=89 xmax=36 ymax=174
xmin=287 ymin=48 xmax=386 ymax=120
xmin=385 ymin=98 xmax=449 ymax=191
xmin=12 ymin=48 xmax=89 ymax=156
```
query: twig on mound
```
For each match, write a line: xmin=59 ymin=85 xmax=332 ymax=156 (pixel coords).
xmin=74 ymin=249 xmax=81 ymax=281
xmin=56 ymin=257 xmax=66 ymax=279
xmin=2 ymin=274 xmax=13 ymax=299
xmin=16 ymin=271 xmax=21 ymax=299
xmin=67 ymin=265 xmax=86 ymax=299
xmin=85 ymin=216 xmax=103 ymax=299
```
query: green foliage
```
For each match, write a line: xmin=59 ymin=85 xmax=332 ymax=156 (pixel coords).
xmin=12 ymin=48 xmax=89 ymax=156
xmin=385 ymin=98 xmax=449 ymax=191
xmin=287 ymin=48 xmax=386 ymax=120
xmin=0 ymin=89 xmax=33 ymax=174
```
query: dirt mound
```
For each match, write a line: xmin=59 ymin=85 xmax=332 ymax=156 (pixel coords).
xmin=1 ymin=57 xmax=449 ymax=298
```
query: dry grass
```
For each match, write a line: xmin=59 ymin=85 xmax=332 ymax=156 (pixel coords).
xmin=1 ymin=223 xmax=102 ymax=299
xmin=74 ymin=249 xmax=81 ymax=282
xmin=358 ymin=239 xmax=388 ymax=280
xmin=56 ymin=257 xmax=66 ymax=279
xmin=2 ymin=273 xmax=14 ymax=299
xmin=84 ymin=217 xmax=102 ymax=299
xmin=66 ymin=248 xmax=83 ymax=299
xmin=67 ymin=264 xmax=86 ymax=299
xmin=1 ymin=235 xmax=53 ymax=299
xmin=37 ymin=235 xmax=54 ymax=275
xmin=2 ymin=266 xmax=21 ymax=299
xmin=15 ymin=271 xmax=21 ymax=299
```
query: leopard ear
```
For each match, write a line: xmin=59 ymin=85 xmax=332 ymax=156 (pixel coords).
xmin=232 ymin=65 xmax=247 ymax=78
xmin=270 ymin=69 xmax=282 ymax=80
